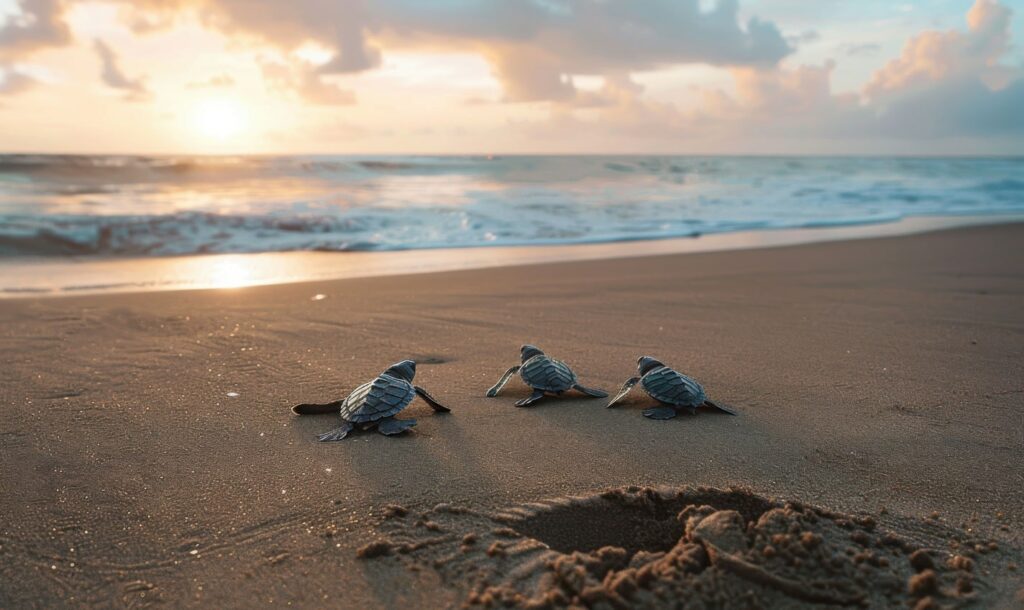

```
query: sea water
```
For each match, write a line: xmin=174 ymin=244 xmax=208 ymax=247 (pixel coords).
xmin=1 ymin=155 xmax=1022 ymax=257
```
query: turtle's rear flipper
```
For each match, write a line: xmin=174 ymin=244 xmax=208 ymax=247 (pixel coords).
xmin=294 ymin=400 xmax=344 ymax=415
xmin=378 ymin=417 xmax=417 ymax=435
xmin=414 ymin=386 xmax=451 ymax=413
xmin=643 ymin=406 xmax=678 ymax=420
xmin=317 ymin=422 xmax=354 ymax=442
xmin=486 ymin=366 xmax=520 ymax=397
xmin=514 ymin=390 xmax=546 ymax=407
xmin=572 ymin=384 xmax=608 ymax=398
xmin=606 ymin=377 xmax=640 ymax=408
xmin=702 ymin=400 xmax=738 ymax=416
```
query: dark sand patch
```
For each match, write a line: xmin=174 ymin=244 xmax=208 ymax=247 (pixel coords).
xmin=367 ymin=487 xmax=1015 ymax=609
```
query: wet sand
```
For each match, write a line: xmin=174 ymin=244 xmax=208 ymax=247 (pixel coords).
xmin=1 ymin=223 xmax=1022 ymax=608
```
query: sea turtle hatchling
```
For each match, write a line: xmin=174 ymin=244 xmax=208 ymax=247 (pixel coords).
xmin=606 ymin=356 xmax=738 ymax=419
xmin=291 ymin=360 xmax=450 ymax=441
xmin=486 ymin=344 xmax=608 ymax=407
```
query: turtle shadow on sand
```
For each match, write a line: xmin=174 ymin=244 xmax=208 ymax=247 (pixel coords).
xmin=291 ymin=360 xmax=450 ymax=441
xmin=486 ymin=345 xmax=608 ymax=407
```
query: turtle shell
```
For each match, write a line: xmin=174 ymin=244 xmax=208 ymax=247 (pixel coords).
xmin=641 ymin=366 xmax=706 ymax=407
xmin=339 ymin=373 xmax=415 ymax=424
xmin=520 ymin=355 xmax=577 ymax=392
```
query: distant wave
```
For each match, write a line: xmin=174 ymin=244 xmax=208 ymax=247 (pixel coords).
xmin=1 ymin=155 xmax=1021 ymax=257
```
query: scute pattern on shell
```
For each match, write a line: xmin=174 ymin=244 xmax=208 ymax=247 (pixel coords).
xmin=340 ymin=374 xmax=415 ymax=423
xmin=519 ymin=355 xmax=577 ymax=392
xmin=642 ymin=366 xmax=707 ymax=407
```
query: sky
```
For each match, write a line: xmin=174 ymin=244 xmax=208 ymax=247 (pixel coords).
xmin=0 ymin=0 xmax=1021 ymax=155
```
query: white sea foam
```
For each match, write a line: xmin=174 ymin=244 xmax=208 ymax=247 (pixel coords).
xmin=0 ymin=155 xmax=1021 ymax=257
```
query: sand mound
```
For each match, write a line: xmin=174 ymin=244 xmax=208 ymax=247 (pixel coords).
xmin=361 ymin=487 xmax=1009 ymax=609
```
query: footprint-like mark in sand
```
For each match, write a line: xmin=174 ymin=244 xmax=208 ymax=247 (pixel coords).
xmin=359 ymin=487 xmax=1018 ymax=608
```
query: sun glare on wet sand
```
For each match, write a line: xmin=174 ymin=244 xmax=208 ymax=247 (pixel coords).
xmin=203 ymin=255 xmax=259 ymax=289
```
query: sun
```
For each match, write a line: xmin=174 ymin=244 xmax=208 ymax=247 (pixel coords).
xmin=192 ymin=99 xmax=247 ymax=141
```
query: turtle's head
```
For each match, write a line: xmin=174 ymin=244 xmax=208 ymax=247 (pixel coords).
xmin=637 ymin=356 xmax=663 ymax=375
xmin=520 ymin=344 xmax=544 ymax=362
xmin=384 ymin=360 xmax=416 ymax=382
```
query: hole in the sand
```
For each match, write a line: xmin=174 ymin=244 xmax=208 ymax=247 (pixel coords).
xmin=513 ymin=488 xmax=776 ymax=557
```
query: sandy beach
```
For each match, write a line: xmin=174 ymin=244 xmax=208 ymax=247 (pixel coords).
xmin=1 ymin=223 xmax=1022 ymax=608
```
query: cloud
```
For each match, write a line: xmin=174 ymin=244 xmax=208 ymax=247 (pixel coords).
xmin=865 ymin=0 xmax=1013 ymax=99
xmin=858 ymin=0 xmax=1023 ymax=137
xmin=166 ymin=0 xmax=381 ymax=73
xmin=871 ymin=76 xmax=1024 ymax=138
xmin=2 ymin=0 xmax=797 ymax=105
xmin=84 ymin=0 xmax=793 ymax=102
xmin=514 ymin=0 xmax=1023 ymax=150
xmin=840 ymin=42 xmax=880 ymax=57
xmin=94 ymin=39 xmax=150 ymax=101
xmin=186 ymin=73 xmax=235 ymax=89
xmin=259 ymin=59 xmax=354 ymax=105
xmin=786 ymin=29 xmax=820 ymax=46
xmin=0 ymin=63 xmax=36 ymax=94
xmin=375 ymin=0 xmax=793 ymax=100
xmin=0 ymin=0 xmax=71 ymax=58
xmin=2 ymin=0 xmax=1021 ymax=151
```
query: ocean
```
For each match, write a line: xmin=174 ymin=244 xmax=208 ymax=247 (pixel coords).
xmin=1 ymin=154 xmax=1022 ymax=258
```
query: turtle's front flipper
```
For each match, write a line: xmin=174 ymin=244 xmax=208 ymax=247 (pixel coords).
xmin=642 ymin=406 xmax=678 ymax=420
xmin=378 ymin=417 xmax=417 ymax=435
xmin=572 ymin=384 xmax=608 ymax=398
xmin=294 ymin=400 xmax=344 ymax=415
xmin=514 ymin=390 xmax=546 ymax=407
xmin=702 ymin=400 xmax=738 ymax=416
xmin=317 ymin=421 xmax=355 ymax=441
xmin=414 ymin=386 xmax=451 ymax=413
xmin=486 ymin=366 xmax=520 ymax=397
xmin=606 ymin=377 xmax=640 ymax=408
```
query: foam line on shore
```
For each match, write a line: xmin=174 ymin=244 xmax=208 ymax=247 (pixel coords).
xmin=1 ymin=214 xmax=1021 ymax=298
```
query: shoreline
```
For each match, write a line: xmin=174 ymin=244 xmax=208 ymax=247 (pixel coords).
xmin=2 ymin=213 xmax=1022 ymax=298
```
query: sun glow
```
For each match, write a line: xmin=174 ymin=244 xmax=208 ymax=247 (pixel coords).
xmin=202 ymin=255 xmax=259 ymax=289
xmin=192 ymin=99 xmax=247 ymax=141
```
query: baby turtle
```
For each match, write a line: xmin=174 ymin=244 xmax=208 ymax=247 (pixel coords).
xmin=607 ymin=356 xmax=738 ymax=419
xmin=486 ymin=344 xmax=608 ymax=407
xmin=292 ymin=360 xmax=450 ymax=441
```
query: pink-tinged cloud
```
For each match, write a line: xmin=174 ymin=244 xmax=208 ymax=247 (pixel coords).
xmin=865 ymin=0 xmax=1013 ymax=98
xmin=259 ymin=59 xmax=355 ymax=106
xmin=2 ymin=0 xmax=792 ymax=102
xmin=858 ymin=0 xmax=1023 ymax=137
xmin=515 ymin=0 xmax=1022 ymax=150
xmin=1 ymin=0 xmax=1021 ymax=152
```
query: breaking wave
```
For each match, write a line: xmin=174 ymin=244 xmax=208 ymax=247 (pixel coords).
xmin=1 ymin=154 xmax=1021 ymax=257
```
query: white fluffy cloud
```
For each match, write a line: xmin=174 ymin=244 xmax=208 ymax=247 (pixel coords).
xmin=865 ymin=0 xmax=1014 ymax=98
xmin=860 ymin=0 xmax=1022 ymax=137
